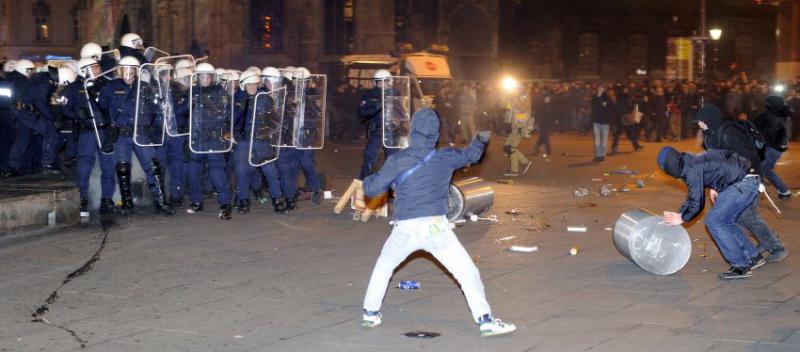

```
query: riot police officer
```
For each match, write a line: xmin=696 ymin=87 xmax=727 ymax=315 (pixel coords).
xmin=233 ymin=68 xmax=288 ymax=214
xmin=358 ymin=69 xmax=397 ymax=180
xmin=118 ymin=33 xmax=149 ymax=64
xmin=0 ymin=60 xmax=19 ymax=174
xmin=186 ymin=63 xmax=233 ymax=220
xmin=98 ymin=56 xmax=174 ymax=215
xmin=276 ymin=67 xmax=301 ymax=211
xmin=292 ymin=67 xmax=323 ymax=205
xmin=61 ymin=58 xmax=117 ymax=214
xmin=7 ymin=60 xmax=61 ymax=176
xmin=155 ymin=59 xmax=192 ymax=208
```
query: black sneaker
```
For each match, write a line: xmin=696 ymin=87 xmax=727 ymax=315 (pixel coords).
xmin=169 ymin=196 xmax=183 ymax=208
xmin=767 ymin=249 xmax=788 ymax=263
xmin=720 ymin=267 xmax=753 ymax=280
xmin=311 ymin=191 xmax=322 ymax=205
xmin=99 ymin=198 xmax=117 ymax=214
xmin=237 ymin=199 xmax=251 ymax=214
xmin=187 ymin=202 xmax=203 ymax=214
xmin=750 ymin=254 xmax=767 ymax=270
xmin=778 ymin=191 xmax=792 ymax=200
xmin=39 ymin=166 xmax=61 ymax=176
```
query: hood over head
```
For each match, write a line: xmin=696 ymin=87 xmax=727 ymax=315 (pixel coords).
xmin=410 ymin=108 xmax=440 ymax=149
xmin=657 ymin=146 xmax=683 ymax=178
xmin=765 ymin=95 xmax=790 ymax=117
xmin=695 ymin=104 xmax=724 ymax=129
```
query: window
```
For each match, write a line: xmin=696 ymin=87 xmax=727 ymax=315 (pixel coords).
xmin=577 ymin=32 xmax=599 ymax=77
xmin=32 ymin=1 xmax=50 ymax=41
xmin=629 ymin=33 xmax=648 ymax=73
xmin=324 ymin=0 xmax=354 ymax=55
xmin=250 ymin=0 xmax=283 ymax=53
xmin=35 ymin=17 xmax=49 ymax=41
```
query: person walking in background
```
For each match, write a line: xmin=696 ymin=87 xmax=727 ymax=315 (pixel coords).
xmin=591 ymin=85 xmax=611 ymax=161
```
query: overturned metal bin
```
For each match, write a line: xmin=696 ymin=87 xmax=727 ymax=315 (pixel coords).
xmin=613 ymin=209 xmax=692 ymax=275
xmin=447 ymin=177 xmax=494 ymax=222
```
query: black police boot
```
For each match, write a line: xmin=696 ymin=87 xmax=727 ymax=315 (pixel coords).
xmin=116 ymin=162 xmax=135 ymax=213
xmin=169 ymin=196 xmax=184 ymax=208
xmin=219 ymin=204 xmax=233 ymax=220
xmin=188 ymin=202 xmax=204 ymax=213
xmin=40 ymin=165 xmax=61 ymax=176
xmin=285 ymin=196 xmax=297 ymax=211
xmin=311 ymin=191 xmax=322 ymax=205
xmin=237 ymin=199 xmax=251 ymax=214
xmin=150 ymin=159 xmax=175 ymax=216
xmin=272 ymin=196 xmax=288 ymax=214
xmin=80 ymin=198 xmax=89 ymax=218
xmin=99 ymin=198 xmax=117 ymax=214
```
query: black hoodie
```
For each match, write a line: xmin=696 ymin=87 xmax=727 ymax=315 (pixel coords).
xmin=754 ymin=96 xmax=790 ymax=151
xmin=697 ymin=104 xmax=764 ymax=176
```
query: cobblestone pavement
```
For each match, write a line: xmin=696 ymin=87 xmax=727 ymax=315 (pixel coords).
xmin=1 ymin=135 xmax=798 ymax=352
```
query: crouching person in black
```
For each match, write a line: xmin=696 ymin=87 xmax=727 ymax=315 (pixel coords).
xmin=657 ymin=146 xmax=763 ymax=280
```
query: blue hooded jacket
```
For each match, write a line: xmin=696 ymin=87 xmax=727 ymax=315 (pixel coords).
xmin=363 ymin=108 xmax=486 ymax=221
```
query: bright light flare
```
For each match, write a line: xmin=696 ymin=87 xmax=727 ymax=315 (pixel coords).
xmin=0 ymin=88 xmax=11 ymax=98
xmin=501 ymin=76 xmax=519 ymax=93
xmin=773 ymin=84 xmax=786 ymax=93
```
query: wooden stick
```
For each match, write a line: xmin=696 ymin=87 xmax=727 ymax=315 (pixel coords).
xmin=334 ymin=179 xmax=361 ymax=214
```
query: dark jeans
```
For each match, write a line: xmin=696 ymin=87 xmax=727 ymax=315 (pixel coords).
xmin=763 ymin=148 xmax=789 ymax=193
xmin=737 ymin=196 xmax=785 ymax=255
xmin=534 ymin=128 xmax=551 ymax=155
xmin=705 ymin=176 xmax=760 ymax=268
xmin=612 ymin=124 xmax=641 ymax=150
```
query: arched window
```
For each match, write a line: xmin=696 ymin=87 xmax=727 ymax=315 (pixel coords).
xmin=250 ymin=0 xmax=284 ymax=54
xmin=577 ymin=32 xmax=599 ymax=77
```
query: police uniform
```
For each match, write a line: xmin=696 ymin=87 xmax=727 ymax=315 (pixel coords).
xmin=295 ymin=84 xmax=322 ymax=204
xmin=61 ymin=76 xmax=116 ymax=212
xmin=185 ymin=83 xmax=232 ymax=214
xmin=0 ymin=71 xmax=22 ymax=173
xmin=98 ymin=77 xmax=174 ymax=214
xmin=232 ymin=88 xmax=286 ymax=213
xmin=358 ymin=86 xmax=397 ymax=180
xmin=8 ymin=71 xmax=60 ymax=174
xmin=155 ymin=81 xmax=190 ymax=207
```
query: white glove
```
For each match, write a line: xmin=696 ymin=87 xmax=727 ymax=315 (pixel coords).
xmin=758 ymin=183 xmax=766 ymax=193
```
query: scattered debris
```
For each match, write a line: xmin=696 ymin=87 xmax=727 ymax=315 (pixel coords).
xmin=578 ymin=202 xmax=597 ymax=208
xmin=505 ymin=208 xmax=521 ymax=215
xmin=569 ymin=247 xmax=579 ymax=255
xmin=591 ymin=178 xmax=604 ymax=182
xmin=567 ymin=226 xmax=587 ymax=232
xmin=496 ymin=235 xmax=517 ymax=242
xmin=323 ymin=191 xmax=333 ymax=199
xmin=562 ymin=152 xmax=569 ymax=156
xmin=234 ymin=335 xmax=244 ymax=339
xmin=604 ymin=227 xmax=612 ymax=231
xmin=599 ymin=184 xmax=613 ymax=197
xmin=573 ymin=188 xmax=590 ymax=197
xmin=473 ymin=255 xmax=480 ymax=263
xmin=620 ymin=188 xmax=631 ymax=192
xmin=525 ymin=218 xmax=552 ymax=232
xmin=398 ymin=281 xmax=420 ymax=289
xmin=497 ymin=179 xmax=515 ymax=184
xmin=508 ymin=245 xmax=539 ymax=253
xmin=636 ymin=179 xmax=646 ymax=188
xmin=610 ymin=170 xmax=638 ymax=175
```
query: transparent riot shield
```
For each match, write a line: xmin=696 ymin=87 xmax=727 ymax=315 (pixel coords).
xmin=84 ymin=68 xmax=118 ymax=149
xmin=144 ymin=46 xmax=170 ymax=63
xmin=47 ymin=59 xmax=78 ymax=70
xmin=248 ymin=87 xmax=286 ymax=167
xmin=292 ymin=74 xmax=326 ymax=150
xmin=133 ymin=63 xmax=169 ymax=147
xmin=380 ymin=76 xmax=411 ymax=149
xmin=189 ymin=75 xmax=234 ymax=154
xmin=274 ymin=79 xmax=296 ymax=148
xmin=154 ymin=55 xmax=195 ymax=137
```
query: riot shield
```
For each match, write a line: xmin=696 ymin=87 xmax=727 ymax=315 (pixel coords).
xmin=102 ymin=49 xmax=120 ymax=61
xmin=189 ymin=76 xmax=234 ymax=154
xmin=292 ymin=74 xmax=326 ymax=150
xmin=84 ymin=68 xmax=117 ymax=149
xmin=248 ymin=87 xmax=286 ymax=167
xmin=380 ymin=76 xmax=411 ymax=149
xmin=154 ymin=55 xmax=195 ymax=137
xmin=144 ymin=47 xmax=170 ymax=63
xmin=274 ymin=79 xmax=296 ymax=148
xmin=133 ymin=63 xmax=169 ymax=147
xmin=47 ymin=59 xmax=78 ymax=70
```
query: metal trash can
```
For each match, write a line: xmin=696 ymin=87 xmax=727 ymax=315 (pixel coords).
xmin=613 ymin=209 xmax=692 ymax=275
xmin=447 ymin=177 xmax=494 ymax=222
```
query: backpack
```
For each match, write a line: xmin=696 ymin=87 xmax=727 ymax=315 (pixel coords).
xmin=720 ymin=120 xmax=766 ymax=161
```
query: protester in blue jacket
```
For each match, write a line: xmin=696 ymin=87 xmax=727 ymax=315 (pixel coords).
xmin=360 ymin=108 xmax=517 ymax=337
xmin=658 ymin=147 xmax=763 ymax=280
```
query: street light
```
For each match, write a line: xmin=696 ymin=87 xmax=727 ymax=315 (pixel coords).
xmin=709 ymin=28 xmax=722 ymax=41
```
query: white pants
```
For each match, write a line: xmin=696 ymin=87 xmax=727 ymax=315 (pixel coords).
xmin=362 ymin=215 xmax=491 ymax=323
